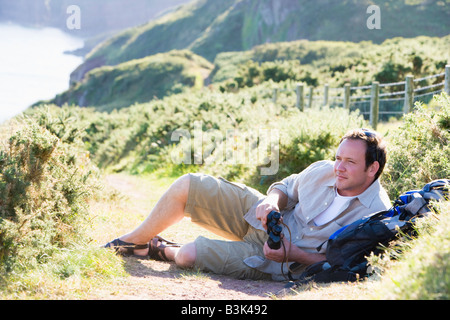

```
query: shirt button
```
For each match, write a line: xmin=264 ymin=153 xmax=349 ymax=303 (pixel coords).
xmin=324 ymin=202 xmax=328 ymax=206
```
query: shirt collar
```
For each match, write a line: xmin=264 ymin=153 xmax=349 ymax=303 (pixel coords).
xmin=330 ymin=179 xmax=382 ymax=208
xmin=353 ymin=179 xmax=381 ymax=208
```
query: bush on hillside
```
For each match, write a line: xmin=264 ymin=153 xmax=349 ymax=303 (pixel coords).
xmin=0 ymin=110 xmax=100 ymax=273
xmin=214 ymin=36 xmax=449 ymax=90
xmin=220 ymin=60 xmax=319 ymax=92
xmin=382 ymin=93 xmax=450 ymax=199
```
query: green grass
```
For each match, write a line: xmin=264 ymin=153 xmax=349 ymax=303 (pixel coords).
xmin=368 ymin=202 xmax=450 ymax=299
xmin=0 ymin=242 xmax=126 ymax=299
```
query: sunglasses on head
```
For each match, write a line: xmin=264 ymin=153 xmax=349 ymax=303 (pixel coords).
xmin=361 ymin=128 xmax=376 ymax=138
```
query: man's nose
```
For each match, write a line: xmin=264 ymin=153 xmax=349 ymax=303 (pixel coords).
xmin=336 ymin=161 xmax=346 ymax=172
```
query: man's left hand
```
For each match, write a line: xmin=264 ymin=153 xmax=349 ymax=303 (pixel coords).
xmin=263 ymin=237 xmax=291 ymax=263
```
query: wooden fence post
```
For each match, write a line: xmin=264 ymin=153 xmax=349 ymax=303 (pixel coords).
xmin=445 ymin=65 xmax=450 ymax=96
xmin=370 ymin=82 xmax=379 ymax=130
xmin=296 ymin=83 xmax=304 ymax=111
xmin=323 ymin=84 xmax=329 ymax=107
xmin=272 ymin=88 xmax=278 ymax=104
xmin=343 ymin=83 xmax=350 ymax=109
xmin=404 ymin=75 xmax=414 ymax=113
xmin=308 ymin=87 xmax=313 ymax=108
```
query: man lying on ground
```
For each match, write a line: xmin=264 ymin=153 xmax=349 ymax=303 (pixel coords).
xmin=105 ymin=128 xmax=390 ymax=281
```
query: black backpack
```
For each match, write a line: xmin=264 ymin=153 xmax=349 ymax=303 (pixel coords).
xmin=286 ymin=179 xmax=450 ymax=287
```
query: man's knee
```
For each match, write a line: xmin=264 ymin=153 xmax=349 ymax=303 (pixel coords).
xmin=169 ymin=173 xmax=191 ymax=203
xmin=174 ymin=242 xmax=196 ymax=268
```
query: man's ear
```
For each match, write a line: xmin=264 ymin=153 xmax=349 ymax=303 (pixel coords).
xmin=368 ymin=161 xmax=380 ymax=177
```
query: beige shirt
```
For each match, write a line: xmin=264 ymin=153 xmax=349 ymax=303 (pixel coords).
xmin=243 ymin=160 xmax=391 ymax=280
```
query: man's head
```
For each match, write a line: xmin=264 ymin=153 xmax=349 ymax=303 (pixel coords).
xmin=334 ymin=128 xmax=386 ymax=196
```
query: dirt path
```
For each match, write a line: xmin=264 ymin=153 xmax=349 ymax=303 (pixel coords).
xmin=92 ymin=173 xmax=287 ymax=300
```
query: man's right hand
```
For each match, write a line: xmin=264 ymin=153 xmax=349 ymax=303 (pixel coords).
xmin=255 ymin=198 xmax=279 ymax=230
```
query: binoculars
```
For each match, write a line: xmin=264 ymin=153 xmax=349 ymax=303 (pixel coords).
xmin=266 ymin=210 xmax=282 ymax=250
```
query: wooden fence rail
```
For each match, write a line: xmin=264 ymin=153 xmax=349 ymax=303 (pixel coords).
xmin=273 ymin=65 xmax=450 ymax=130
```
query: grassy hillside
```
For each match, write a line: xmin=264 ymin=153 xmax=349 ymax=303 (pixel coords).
xmin=51 ymin=0 xmax=449 ymax=114
xmin=45 ymin=50 xmax=214 ymax=111
xmin=38 ymin=86 xmax=366 ymax=191
xmin=70 ymin=0 xmax=450 ymax=82
xmin=69 ymin=0 xmax=236 ymax=82
xmin=212 ymin=35 xmax=450 ymax=88
xmin=48 ymin=35 xmax=450 ymax=111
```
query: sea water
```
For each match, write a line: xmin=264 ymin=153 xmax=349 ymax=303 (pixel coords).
xmin=0 ymin=23 xmax=84 ymax=123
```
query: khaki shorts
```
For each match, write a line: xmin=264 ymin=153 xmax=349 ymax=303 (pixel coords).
xmin=184 ymin=173 xmax=271 ymax=280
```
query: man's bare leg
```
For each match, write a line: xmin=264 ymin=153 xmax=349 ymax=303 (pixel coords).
xmin=114 ymin=174 xmax=194 ymax=263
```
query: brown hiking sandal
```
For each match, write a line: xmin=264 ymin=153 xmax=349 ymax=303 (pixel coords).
xmin=147 ymin=235 xmax=181 ymax=261
xmin=104 ymin=238 xmax=149 ymax=256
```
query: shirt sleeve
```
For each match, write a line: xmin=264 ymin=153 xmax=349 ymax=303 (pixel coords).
xmin=266 ymin=161 xmax=335 ymax=212
xmin=267 ymin=173 xmax=300 ymax=211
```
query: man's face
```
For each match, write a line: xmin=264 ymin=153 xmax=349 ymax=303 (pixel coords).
xmin=334 ymin=138 xmax=379 ymax=196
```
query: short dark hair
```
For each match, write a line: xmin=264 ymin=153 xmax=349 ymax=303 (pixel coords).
xmin=340 ymin=128 xmax=387 ymax=181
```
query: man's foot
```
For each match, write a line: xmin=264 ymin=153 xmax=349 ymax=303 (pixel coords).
xmin=104 ymin=238 xmax=149 ymax=256
xmin=147 ymin=236 xmax=181 ymax=261
xmin=104 ymin=236 xmax=180 ymax=261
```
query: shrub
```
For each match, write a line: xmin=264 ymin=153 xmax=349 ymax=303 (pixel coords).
xmin=0 ymin=110 xmax=100 ymax=273
xmin=382 ymin=93 xmax=450 ymax=199
xmin=222 ymin=60 xmax=319 ymax=92
xmin=374 ymin=60 xmax=412 ymax=84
